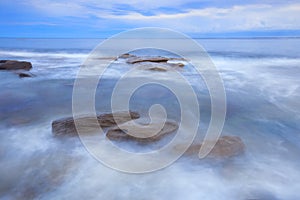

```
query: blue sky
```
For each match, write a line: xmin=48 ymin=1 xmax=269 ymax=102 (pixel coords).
xmin=0 ymin=0 xmax=300 ymax=38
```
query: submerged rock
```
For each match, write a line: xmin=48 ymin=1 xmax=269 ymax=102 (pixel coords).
xmin=126 ymin=56 xmax=169 ymax=64
xmin=118 ymin=54 xmax=186 ymax=69
xmin=135 ymin=62 xmax=184 ymax=72
xmin=17 ymin=72 xmax=35 ymax=78
xmin=52 ymin=111 xmax=140 ymax=136
xmin=174 ymin=136 xmax=245 ymax=158
xmin=106 ymin=119 xmax=178 ymax=142
xmin=0 ymin=60 xmax=32 ymax=71
xmin=137 ymin=63 xmax=168 ymax=72
xmin=11 ymin=152 xmax=79 ymax=200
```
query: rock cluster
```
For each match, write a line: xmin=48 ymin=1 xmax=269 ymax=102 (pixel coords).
xmin=118 ymin=53 xmax=186 ymax=72
xmin=52 ymin=110 xmax=245 ymax=159
xmin=0 ymin=60 xmax=34 ymax=78
xmin=52 ymin=111 xmax=140 ymax=136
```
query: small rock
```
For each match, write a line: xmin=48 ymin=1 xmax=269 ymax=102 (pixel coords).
xmin=0 ymin=60 xmax=32 ymax=71
xmin=148 ymin=67 xmax=168 ymax=72
xmin=106 ymin=119 xmax=178 ymax=143
xmin=177 ymin=63 xmax=185 ymax=67
xmin=119 ymin=53 xmax=136 ymax=59
xmin=18 ymin=72 xmax=35 ymax=78
xmin=52 ymin=111 xmax=140 ymax=136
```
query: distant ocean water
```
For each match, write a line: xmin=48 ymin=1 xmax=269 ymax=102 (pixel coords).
xmin=0 ymin=38 xmax=300 ymax=199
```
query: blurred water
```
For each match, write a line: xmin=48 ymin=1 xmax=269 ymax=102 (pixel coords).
xmin=0 ymin=38 xmax=300 ymax=199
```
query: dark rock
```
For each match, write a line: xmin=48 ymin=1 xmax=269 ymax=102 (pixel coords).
xmin=106 ymin=119 xmax=178 ymax=142
xmin=0 ymin=60 xmax=32 ymax=71
xmin=126 ymin=56 xmax=169 ymax=64
xmin=52 ymin=111 xmax=140 ymax=136
xmin=18 ymin=72 xmax=35 ymax=78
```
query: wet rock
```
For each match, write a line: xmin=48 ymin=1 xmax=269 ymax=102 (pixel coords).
xmin=0 ymin=60 xmax=32 ymax=71
xmin=52 ymin=111 xmax=140 ymax=136
xmin=126 ymin=56 xmax=169 ymax=64
xmin=135 ymin=62 xmax=184 ymax=72
xmin=137 ymin=63 xmax=168 ymax=72
xmin=168 ymin=57 xmax=188 ymax=61
xmin=174 ymin=136 xmax=245 ymax=158
xmin=95 ymin=56 xmax=117 ymax=60
xmin=106 ymin=119 xmax=178 ymax=142
xmin=208 ymin=136 xmax=245 ymax=157
xmin=148 ymin=66 xmax=168 ymax=72
xmin=17 ymin=72 xmax=35 ymax=78
xmin=177 ymin=63 xmax=185 ymax=67
xmin=118 ymin=53 xmax=136 ymax=59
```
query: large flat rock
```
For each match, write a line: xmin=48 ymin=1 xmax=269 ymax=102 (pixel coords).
xmin=52 ymin=111 xmax=140 ymax=136
xmin=126 ymin=56 xmax=169 ymax=64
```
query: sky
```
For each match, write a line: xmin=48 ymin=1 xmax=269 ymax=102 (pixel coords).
xmin=0 ymin=0 xmax=300 ymax=38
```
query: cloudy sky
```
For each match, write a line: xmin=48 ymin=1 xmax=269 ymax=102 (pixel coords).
xmin=1 ymin=0 xmax=300 ymax=38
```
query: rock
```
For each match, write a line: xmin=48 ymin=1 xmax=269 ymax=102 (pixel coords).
xmin=52 ymin=111 xmax=140 ymax=136
xmin=148 ymin=66 xmax=168 ymax=72
xmin=17 ymin=72 xmax=35 ymax=78
xmin=95 ymin=56 xmax=117 ymax=60
xmin=135 ymin=62 xmax=184 ymax=72
xmin=106 ymin=119 xmax=178 ymax=143
xmin=118 ymin=53 xmax=136 ymax=59
xmin=0 ymin=60 xmax=32 ymax=71
xmin=137 ymin=63 xmax=168 ymax=72
xmin=168 ymin=57 xmax=188 ymax=61
xmin=126 ymin=56 xmax=169 ymax=64
xmin=174 ymin=136 xmax=245 ymax=158
xmin=177 ymin=63 xmax=185 ymax=67
xmin=208 ymin=136 xmax=245 ymax=157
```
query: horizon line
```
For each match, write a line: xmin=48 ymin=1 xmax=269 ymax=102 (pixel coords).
xmin=1 ymin=36 xmax=300 ymax=39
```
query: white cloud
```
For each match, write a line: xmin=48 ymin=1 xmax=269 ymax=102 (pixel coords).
xmin=100 ymin=4 xmax=300 ymax=32
xmin=25 ymin=0 xmax=300 ymax=33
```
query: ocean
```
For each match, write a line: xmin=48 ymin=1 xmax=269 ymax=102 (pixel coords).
xmin=0 ymin=38 xmax=300 ymax=199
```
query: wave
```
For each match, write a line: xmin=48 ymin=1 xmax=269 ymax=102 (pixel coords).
xmin=0 ymin=49 xmax=89 ymax=60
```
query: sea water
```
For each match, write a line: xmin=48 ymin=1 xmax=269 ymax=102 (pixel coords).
xmin=0 ymin=38 xmax=300 ymax=199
